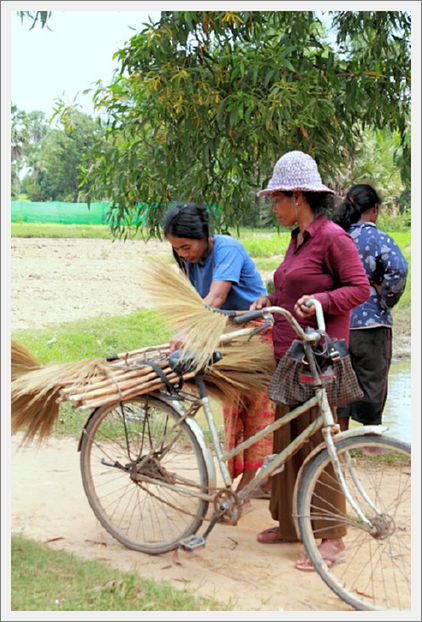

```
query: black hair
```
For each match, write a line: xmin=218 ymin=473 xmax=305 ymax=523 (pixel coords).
xmin=163 ymin=203 xmax=210 ymax=240
xmin=334 ymin=184 xmax=381 ymax=231
xmin=274 ymin=190 xmax=335 ymax=215
xmin=163 ymin=203 xmax=211 ymax=271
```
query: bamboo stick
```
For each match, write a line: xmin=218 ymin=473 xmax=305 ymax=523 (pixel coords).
xmin=62 ymin=366 xmax=173 ymax=403
xmin=76 ymin=371 xmax=196 ymax=410
xmin=115 ymin=344 xmax=170 ymax=358
xmin=59 ymin=360 xmax=169 ymax=396
xmin=60 ymin=329 xmax=263 ymax=407
xmin=68 ymin=369 xmax=179 ymax=406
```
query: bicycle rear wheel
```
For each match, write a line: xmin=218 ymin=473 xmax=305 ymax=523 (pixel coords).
xmin=80 ymin=396 xmax=209 ymax=554
xmin=297 ymin=434 xmax=411 ymax=611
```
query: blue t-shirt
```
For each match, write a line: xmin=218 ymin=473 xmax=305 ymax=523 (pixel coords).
xmin=348 ymin=223 xmax=408 ymax=329
xmin=185 ymin=235 xmax=266 ymax=310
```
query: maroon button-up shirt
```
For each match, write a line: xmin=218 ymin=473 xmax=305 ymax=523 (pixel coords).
xmin=268 ymin=215 xmax=370 ymax=359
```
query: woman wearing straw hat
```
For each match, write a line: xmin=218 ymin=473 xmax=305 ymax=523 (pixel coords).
xmin=163 ymin=203 xmax=275 ymax=498
xmin=251 ymin=151 xmax=370 ymax=570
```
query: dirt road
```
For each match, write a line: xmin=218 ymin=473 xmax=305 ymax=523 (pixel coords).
xmin=11 ymin=433 xmax=351 ymax=612
xmin=11 ymin=237 xmax=170 ymax=331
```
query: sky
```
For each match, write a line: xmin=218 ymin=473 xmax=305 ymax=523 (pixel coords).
xmin=9 ymin=7 xmax=162 ymax=119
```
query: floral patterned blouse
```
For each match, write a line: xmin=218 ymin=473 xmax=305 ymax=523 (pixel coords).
xmin=348 ymin=222 xmax=408 ymax=329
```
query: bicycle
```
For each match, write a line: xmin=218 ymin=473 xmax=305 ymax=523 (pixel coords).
xmin=77 ymin=300 xmax=411 ymax=611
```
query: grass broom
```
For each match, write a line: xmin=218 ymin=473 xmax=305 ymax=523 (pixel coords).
xmin=141 ymin=259 xmax=229 ymax=372
xmin=11 ymin=334 xmax=275 ymax=444
xmin=141 ymin=257 xmax=276 ymax=403
xmin=11 ymin=356 xmax=114 ymax=444
xmin=201 ymin=333 xmax=275 ymax=406
xmin=11 ymin=340 xmax=42 ymax=380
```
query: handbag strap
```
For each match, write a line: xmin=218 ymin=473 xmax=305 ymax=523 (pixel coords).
xmin=315 ymin=331 xmax=346 ymax=361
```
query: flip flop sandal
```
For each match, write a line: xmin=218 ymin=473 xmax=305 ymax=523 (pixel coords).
xmin=256 ymin=526 xmax=286 ymax=543
xmin=295 ymin=553 xmax=346 ymax=572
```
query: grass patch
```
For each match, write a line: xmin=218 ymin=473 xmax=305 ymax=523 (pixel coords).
xmin=349 ymin=448 xmax=411 ymax=465
xmin=12 ymin=309 xmax=173 ymax=365
xmin=12 ymin=223 xmax=116 ymax=239
xmin=240 ymin=232 xmax=291 ymax=258
xmin=11 ymin=535 xmax=226 ymax=611
xmin=11 ymin=223 xmax=154 ymax=240
xmin=387 ymin=231 xmax=411 ymax=310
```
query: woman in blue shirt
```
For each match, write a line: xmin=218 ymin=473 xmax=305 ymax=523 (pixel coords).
xmin=334 ymin=184 xmax=408 ymax=433
xmin=163 ymin=203 xmax=274 ymax=495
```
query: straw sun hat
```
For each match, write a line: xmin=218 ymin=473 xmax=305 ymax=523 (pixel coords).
xmin=257 ymin=150 xmax=334 ymax=196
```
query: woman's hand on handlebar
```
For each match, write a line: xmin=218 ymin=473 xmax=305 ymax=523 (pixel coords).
xmin=249 ymin=295 xmax=271 ymax=311
xmin=294 ymin=295 xmax=317 ymax=319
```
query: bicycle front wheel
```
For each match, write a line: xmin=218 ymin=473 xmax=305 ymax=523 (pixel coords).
xmin=297 ymin=434 xmax=411 ymax=611
xmin=80 ymin=396 xmax=209 ymax=554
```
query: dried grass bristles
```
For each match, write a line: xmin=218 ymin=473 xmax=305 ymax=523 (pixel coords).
xmin=141 ymin=259 xmax=229 ymax=372
xmin=203 ymin=333 xmax=276 ymax=405
xmin=11 ymin=345 xmax=173 ymax=444
xmin=11 ymin=340 xmax=41 ymax=380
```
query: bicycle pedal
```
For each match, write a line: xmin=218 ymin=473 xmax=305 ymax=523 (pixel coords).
xmin=179 ymin=534 xmax=206 ymax=551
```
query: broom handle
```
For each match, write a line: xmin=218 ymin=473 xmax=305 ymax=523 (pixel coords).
xmin=63 ymin=366 xmax=173 ymax=402
xmin=217 ymin=327 xmax=255 ymax=343
xmin=114 ymin=344 xmax=170 ymax=359
xmin=60 ymin=360 xmax=170 ymax=395
xmin=76 ymin=371 xmax=196 ymax=410
xmin=65 ymin=330 xmax=254 ymax=400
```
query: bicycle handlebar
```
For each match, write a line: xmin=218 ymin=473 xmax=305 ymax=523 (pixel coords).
xmin=232 ymin=298 xmax=325 ymax=342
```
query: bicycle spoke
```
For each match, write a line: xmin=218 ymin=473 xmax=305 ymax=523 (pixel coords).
xmin=297 ymin=434 xmax=411 ymax=611
xmin=80 ymin=397 xmax=209 ymax=553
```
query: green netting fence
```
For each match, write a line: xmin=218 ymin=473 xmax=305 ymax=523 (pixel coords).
xmin=11 ymin=201 xmax=222 ymax=227
xmin=11 ymin=201 xmax=111 ymax=224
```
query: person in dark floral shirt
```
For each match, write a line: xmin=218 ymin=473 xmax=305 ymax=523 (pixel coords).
xmin=334 ymin=184 xmax=408 ymax=433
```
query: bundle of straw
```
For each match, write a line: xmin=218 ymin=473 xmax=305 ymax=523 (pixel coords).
xmin=203 ymin=332 xmax=275 ymax=405
xmin=11 ymin=329 xmax=275 ymax=445
xmin=11 ymin=343 xmax=177 ymax=443
xmin=11 ymin=340 xmax=42 ymax=380
xmin=140 ymin=257 xmax=276 ymax=400
xmin=141 ymin=259 xmax=229 ymax=372
xmin=11 ymin=351 xmax=114 ymax=443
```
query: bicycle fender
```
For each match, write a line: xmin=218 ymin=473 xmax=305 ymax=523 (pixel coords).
xmin=185 ymin=417 xmax=217 ymax=491
xmin=292 ymin=425 xmax=389 ymax=538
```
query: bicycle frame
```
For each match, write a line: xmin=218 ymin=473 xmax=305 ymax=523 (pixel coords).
xmin=159 ymin=300 xmax=381 ymax=528
xmin=167 ymin=387 xmax=386 ymax=542
xmin=166 ymin=383 xmax=334 ymax=495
